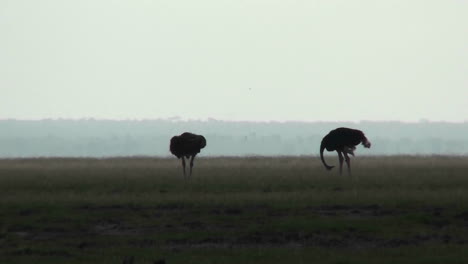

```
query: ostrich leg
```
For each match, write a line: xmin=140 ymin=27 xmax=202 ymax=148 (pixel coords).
xmin=189 ymin=155 xmax=196 ymax=177
xmin=344 ymin=152 xmax=351 ymax=176
xmin=181 ymin=157 xmax=186 ymax=177
xmin=337 ymin=151 xmax=344 ymax=175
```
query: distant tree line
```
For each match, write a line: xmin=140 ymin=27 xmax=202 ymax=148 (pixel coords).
xmin=0 ymin=119 xmax=467 ymax=157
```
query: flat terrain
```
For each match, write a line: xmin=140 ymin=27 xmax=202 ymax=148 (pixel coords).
xmin=1 ymin=156 xmax=468 ymax=263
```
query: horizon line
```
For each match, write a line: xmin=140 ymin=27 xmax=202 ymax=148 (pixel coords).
xmin=1 ymin=117 xmax=467 ymax=124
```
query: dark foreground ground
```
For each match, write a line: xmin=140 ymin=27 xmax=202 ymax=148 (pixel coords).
xmin=1 ymin=156 xmax=468 ymax=263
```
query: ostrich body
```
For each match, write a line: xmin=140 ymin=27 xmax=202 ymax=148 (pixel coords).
xmin=170 ymin=132 xmax=206 ymax=177
xmin=320 ymin=127 xmax=371 ymax=175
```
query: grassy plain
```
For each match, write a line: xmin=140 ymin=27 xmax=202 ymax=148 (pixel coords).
xmin=1 ymin=156 xmax=468 ymax=263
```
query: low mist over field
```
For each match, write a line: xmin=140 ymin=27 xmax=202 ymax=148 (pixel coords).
xmin=1 ymin=119 xmax=467 ymax=157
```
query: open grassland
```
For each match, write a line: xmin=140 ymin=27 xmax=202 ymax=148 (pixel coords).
xmin=1 ymin=156 xmax=468 ymax=263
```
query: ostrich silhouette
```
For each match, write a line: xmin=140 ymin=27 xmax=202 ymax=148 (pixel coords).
xmin=170 ymin=132 xmax=206 ymax=177
xmin=320 ymin=127 xmax=371 ymax=175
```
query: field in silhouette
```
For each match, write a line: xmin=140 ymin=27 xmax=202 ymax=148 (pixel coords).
xmin=1 ymin=156 xmax=468 ymax=263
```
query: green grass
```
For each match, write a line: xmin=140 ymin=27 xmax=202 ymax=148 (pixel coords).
xmin=1 ymin=156 xmax=468 ymax=263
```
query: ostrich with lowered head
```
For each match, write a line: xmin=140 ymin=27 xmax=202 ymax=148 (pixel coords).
xmin=320 ymin=127 xmax=371 ymax=175
xmin=170 ymin=132 xmax=206 ymax=177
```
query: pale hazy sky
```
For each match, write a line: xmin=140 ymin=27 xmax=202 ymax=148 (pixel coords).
xmin=1 ymin=0 xmax=467 ymax=122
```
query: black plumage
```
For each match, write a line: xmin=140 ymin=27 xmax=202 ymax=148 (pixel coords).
xmin=170 ymin=132 xmax=206 ymax=177
xmin=320 ymin=127 xmax=371 ymax=175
